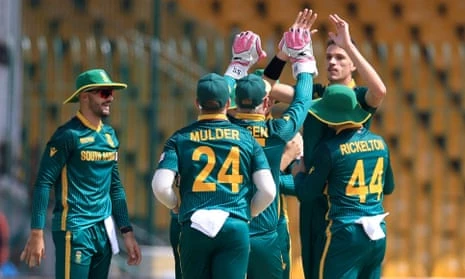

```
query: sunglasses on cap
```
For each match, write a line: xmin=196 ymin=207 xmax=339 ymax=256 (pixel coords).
xmin=88 ymin=89 xmax=113 ymax=98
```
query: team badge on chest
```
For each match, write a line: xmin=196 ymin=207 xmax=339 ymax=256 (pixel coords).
xmin=105 ymin=133 xmax=115 ymax=148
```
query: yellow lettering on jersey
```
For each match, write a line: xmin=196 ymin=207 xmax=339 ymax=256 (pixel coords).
xmin=339 ymin=139 xmax=385 ymax=155
xmin=80 ymin=151 xmax=117 ymax=161
xmin=80 ymin=137 xmax=95 ymax=144
xmin=190 ymin=128 xmax=240 ymax=142
xmin=246 ymin=126 xmax=268 ymax=146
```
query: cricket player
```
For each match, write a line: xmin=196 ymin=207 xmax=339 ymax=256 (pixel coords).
xmin=20 ymin=69 xmax=142 ymax=279
xmin=263 ymin=13 xmax=387 ymax=278
xmin=223 ymin=8 xmax=318 ymax=279
xmin=152 ymin=73 xmax=276 ymax=279
xmin=294 ymin=84 xmax=395 ymax=278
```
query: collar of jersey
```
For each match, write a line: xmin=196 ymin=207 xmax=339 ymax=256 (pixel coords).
xmin=197 ymin=114 xmax=228 ymax=121
xmin=76 ymin=111 xmax=103 ymax=131
xmin=328 ymin=78 xmax=356 ymax=88
xmin=234 ymin=113 xmax=266 ymax=121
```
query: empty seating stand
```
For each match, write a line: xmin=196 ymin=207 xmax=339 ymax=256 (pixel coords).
xmin=21 ymin=1 xmax=465 ymax=277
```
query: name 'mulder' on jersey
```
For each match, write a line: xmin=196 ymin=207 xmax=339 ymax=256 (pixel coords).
xmin=190 ymin=128 xmax=240 ymax=141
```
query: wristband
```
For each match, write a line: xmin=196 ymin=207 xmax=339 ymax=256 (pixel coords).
xmin=264 ymin=56 xmax=286 ymax=80
xmin=120 ymin=226 xmax=133 ymax=234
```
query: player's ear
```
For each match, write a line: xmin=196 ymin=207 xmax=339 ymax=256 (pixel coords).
xmin=263 ymin=96 xmax=272 ymax=111
xmin=195 ymin=99 xmax=202 ymax=110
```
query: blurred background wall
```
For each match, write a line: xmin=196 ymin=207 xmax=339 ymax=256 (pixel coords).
xmin=1 ymin=0 xmax=465 ymax=277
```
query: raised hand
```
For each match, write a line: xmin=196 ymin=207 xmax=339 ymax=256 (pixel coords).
xmin=225 ymin=31 xmax=267 ymax=79
xmin=278 ymin=11 xmax=319 ymax=78
xmin=232 ymin=31 xmax=267 ymax=66
xmin=328 ymin=14 xmax=352 ymax=49
xmin=279 ymin=27 xmax=314 ymax=59
xmin=291 ymin=8 xmax=318 ymax=35
xmin=281 ymin=132 xmax=304 ymax=171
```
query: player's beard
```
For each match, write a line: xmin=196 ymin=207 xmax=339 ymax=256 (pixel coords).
xmin=100 ymin=102 xmax=111 ymax=117
xmin=89 ymin=100 xmax=111 ymax=118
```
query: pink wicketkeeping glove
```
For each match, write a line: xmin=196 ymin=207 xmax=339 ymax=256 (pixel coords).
xmin=279 ymin=28 xmax=318 ymax=78
xmin=225 ymin=31 xmax=267 ymax=79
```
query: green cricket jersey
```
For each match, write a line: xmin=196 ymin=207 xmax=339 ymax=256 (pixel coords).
xmin=299 ymin=82 xmax=380 ymax=279
xmin=31 ymin=111 xmax=131 ymax=231
xmin=303 ymin=84 xmax=376 ymax=167
xmin=156 ymin=113 xmax=271 ymax=223
xmin=226 ymin=73 xmax=313 ymax=236
xmin=295 ymin=127 xmax=395 ymax=232
xmin=279 ymin=172 xmax=295 ymax=217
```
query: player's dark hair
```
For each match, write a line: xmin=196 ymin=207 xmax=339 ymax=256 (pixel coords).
xmin=327 ymin=38 xmax=357 ymax=47
xmin=201 ymin=100 xmax=224 ymax=111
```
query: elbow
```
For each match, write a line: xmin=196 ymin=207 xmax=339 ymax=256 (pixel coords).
xmin=377 ymin=85 xmax=387 ymax=99
xmin=266 ymin=182 xmax=277 ymax=202
xmin=151 ymin=169 xmax=177 ymax=209
xmin=151 ymin=172 xmax=161 ymax=198
xmin=366 ymin=86 xmax=387 ymax=108
xmin=383 ymin=186 xmax=394 ymax=195
xmin=250 ymin=170 xmax=277 ymax=217
xmin=374 ymin=83 xmax=387 ymax=101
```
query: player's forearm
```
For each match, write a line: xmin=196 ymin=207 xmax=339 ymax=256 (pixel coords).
xmin=112 ymin=198 xmax=131 ymax=228
xmin=110 ymin=165 xmax=129 ymax=200
xmin=269 ymin=67 xmax=314 ymax=105
xmin=251 ymin=169 xmax=276 ymax=217
xmin=30 ymin=186 xmax=51 ymax=229
xmin=291 ymin=72 xmax=313 ymax=108
xmin=279 ymin=173 xmax=296 ymax=196
xmin=280 ymin=152 xmax=296 ymax=171
xmin=270 ymin=83 xmax=295 ymax=104
xmin=152 ymin=169 xmax=178 ymax=209
xmin=345 ymin=43 xmax=386 ymax=107
xmin=383 ymin=163 xmax=395 ymax=195
xmin=294 ymin=170 xmax=327 ymax=202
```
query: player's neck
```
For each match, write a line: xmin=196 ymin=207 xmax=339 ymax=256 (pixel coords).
xmin=331 ymin=124 xmax=362 ymax=134
xmin=78 ymin=108 xmax=102 ymax=128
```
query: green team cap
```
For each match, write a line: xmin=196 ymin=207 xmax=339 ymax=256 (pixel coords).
xmin=63 ymin=69 xmax=127 ymax=104
xmin=228 ymin=69 xmax=272 ymax=111
xmin=235 ymin=74 xmax=269 ymax=109
xmin=309 ymin=84 xmax=371 ymax=125
xmin=197 ymin=73 xmax=229 ymax=109
xmin=252 ymin=69 xmax=272 ymax=91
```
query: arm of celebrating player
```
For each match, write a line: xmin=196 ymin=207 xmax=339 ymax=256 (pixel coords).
xmin=294 ymin=144 xmax=331 ymax=202
xmin=265 ymin=8 xmax=318 ymax=103
xmin=383 ymin=152 xmax=395 ymax=195
xmin=280 ymin=172 xmax=296 ymax=196
xmin=328 ymin=14 xmax=386 ymax=107
xmin=269 ymin=82 xmax=296 ymax=104
xmin=251 ymin=169 xmax=276 ymax=217
xmin=152 ymin=169 xmax=178 ymax=209
xmin=281 ymin=132 xmax=303 ymax=171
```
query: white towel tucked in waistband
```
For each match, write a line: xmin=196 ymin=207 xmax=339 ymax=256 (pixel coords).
xmin=190 ymin=209 xmax=230 ymax=238
xmin=355 ymin=212 xmax=389 ymax=241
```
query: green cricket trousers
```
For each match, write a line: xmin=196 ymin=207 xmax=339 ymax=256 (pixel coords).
xmin=179 ymin=216 xmax=250 ymax=279
xmin=52 ymin=221 xmax=112 ymax=279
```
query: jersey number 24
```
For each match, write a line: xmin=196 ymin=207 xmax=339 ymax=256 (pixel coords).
xmin=192 ymin=146 xmax=243 ymax=193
